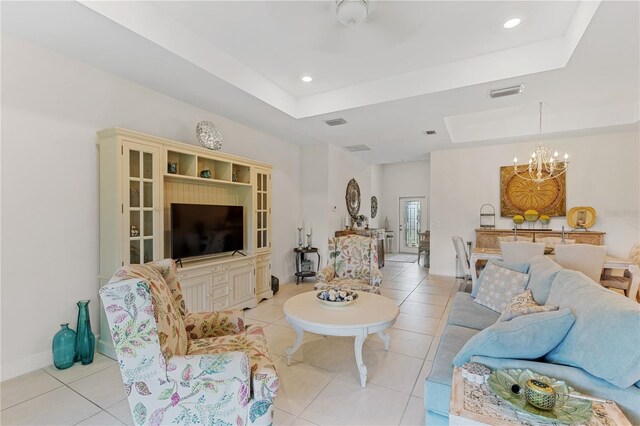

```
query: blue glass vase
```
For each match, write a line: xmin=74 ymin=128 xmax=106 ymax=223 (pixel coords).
xmin=75 ymin=300 xmax=95 ymax=365
xmin=52 ymin=323 xmax=76 ymax=369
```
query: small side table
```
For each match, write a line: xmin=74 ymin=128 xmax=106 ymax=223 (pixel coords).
xmin=449 ymin=367 xmax=631 ymax=426
xmin=293 ymin=247 xmax=320 ymax=284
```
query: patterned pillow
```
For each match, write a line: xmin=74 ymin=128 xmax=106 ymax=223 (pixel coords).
xmin=497 ymin=289 xmax=559 ymax=322
xmin=474 ymin=263 xmax=530 ymax=313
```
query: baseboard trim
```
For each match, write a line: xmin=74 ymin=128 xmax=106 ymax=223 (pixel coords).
xmin=1 ymin=334 xmax=105 ymax=382
xmin=1 ymin=351 xmax=52 ymax=381
xmin=427 ymin=268 xmax=455 ymax=277
xmin=97 ymin=337 xmax=116 ymax=360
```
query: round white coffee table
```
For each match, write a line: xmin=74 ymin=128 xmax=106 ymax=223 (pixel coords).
xmin=283 ymin=291 xmax=399 ymax=388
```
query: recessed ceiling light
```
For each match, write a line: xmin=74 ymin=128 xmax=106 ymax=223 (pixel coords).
xmin=503 ymin=18 xmax=522 ymax=29
xmin=301 ymin=75 xmax=313 ymax=83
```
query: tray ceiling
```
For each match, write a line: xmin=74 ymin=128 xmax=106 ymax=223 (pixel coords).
xmin=2 ymin=1 xmax=638 ymax=164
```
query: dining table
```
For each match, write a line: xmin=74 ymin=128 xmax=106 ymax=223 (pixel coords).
xmin=470 ymin=247 xmax=640 ymax=300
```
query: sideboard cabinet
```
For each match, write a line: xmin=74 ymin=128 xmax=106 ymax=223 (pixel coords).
xmin=98 ymin=128 xmax=273 ymax=357
xmin=475 ymin=229 xmax=606 ymax=249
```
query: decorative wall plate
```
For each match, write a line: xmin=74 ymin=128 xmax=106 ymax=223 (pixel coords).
xmin=196 ymin=121 xmax=223 ymax=151
xmin=345 ymin=178 xmax=361 ymax=218
xmin=501 ymin=165 xmax=566 ymax=217
xmin=567 ymin=206 xmax=596 ymax=229
xmin=371 ymin=196 xmax=378 ymax=218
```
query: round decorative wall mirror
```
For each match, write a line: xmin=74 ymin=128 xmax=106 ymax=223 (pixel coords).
xmin=371 ymin=196 xmax=378 ymax=218
xmin=345 ymin=178 xmax=361 ymax=218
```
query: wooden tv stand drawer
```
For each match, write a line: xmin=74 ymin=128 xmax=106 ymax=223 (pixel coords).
xmin=179 ymin=256 xmax=258 ymax=312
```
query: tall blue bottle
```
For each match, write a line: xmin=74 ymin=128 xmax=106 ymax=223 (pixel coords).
xmin=75 ymin=300 xmax=95 ymax=365
xmin=52 ymin=323 xmax=76 ymax=369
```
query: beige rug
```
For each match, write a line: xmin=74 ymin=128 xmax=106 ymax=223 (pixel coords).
xmin=385 ymin=253 xmax=418 ymax=263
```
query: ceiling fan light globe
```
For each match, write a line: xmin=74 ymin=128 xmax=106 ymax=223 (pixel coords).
xmin=336 ymin=0 xmax=369 ymax=26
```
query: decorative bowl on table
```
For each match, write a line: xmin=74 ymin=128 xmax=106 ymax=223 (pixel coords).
xmin=487 ymin=368 xmax=593 ymax=424
xmin=524 ymin=209 xmax=540 ymax=222
xmin=316 ymin=289 xmax=358 ymax=306
xmin=513 ymin=215 xmax=525 ymax=225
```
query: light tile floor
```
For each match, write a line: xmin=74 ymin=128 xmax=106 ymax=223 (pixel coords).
xmin=1 ymin=261 xmax=460 ymax=426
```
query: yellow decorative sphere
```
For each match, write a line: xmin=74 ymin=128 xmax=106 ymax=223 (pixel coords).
xmin=513 ymin=215 xmax=525 ymax=225
xmin=524 ymin=209 xmax=539 ymax=222
xmin=539 ymin=214 xmax=550 ymax=224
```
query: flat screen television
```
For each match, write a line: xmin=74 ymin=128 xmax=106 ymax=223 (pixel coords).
xmin=170 ymin=203 xmax=244 ymax=259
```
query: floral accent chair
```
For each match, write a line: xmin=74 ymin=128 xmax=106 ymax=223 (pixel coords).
xmin=315 ymin=235 xmax=383 ymax=294
xmin=101 ymin=261 xmax=278 ymax=426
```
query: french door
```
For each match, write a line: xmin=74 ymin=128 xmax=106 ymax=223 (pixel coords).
xmin=399 ymin=197 xmax=425 ymax=253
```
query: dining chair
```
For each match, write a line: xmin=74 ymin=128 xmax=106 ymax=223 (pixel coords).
xmin=535 ymin=237 xmax=576 ymax=249
xmin=554 ymin=244 xmax=607 ymax=283
xmin=499 ymin=241 xmax=545 ymax=263
xmin=600 ymin=244 xmax=640 ymax=298
xmin=418 ymin=231 xmax=430 ymax=267
xmin=452 ymin=236 xmax=472 ymax=281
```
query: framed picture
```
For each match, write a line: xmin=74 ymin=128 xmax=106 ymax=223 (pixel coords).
xmin=500 ymin=165 xmax=566 ymax=217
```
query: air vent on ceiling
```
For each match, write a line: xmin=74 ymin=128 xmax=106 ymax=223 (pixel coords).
xmin=423 ymin=130 xmax=437 ymax=135
xmin=489 ymin=84 xmax=524 ymax=99
xmin=345 ymin=144 xmax=371 ymax=152
xmin=325 ymin=118 xmax=347 ymax=126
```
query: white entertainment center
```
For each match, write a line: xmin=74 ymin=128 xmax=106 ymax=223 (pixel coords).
xmin=97 ymin=128 xmax=273 ymax=358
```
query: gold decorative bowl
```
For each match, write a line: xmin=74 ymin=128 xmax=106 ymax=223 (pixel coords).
xmin=524 ymin=210 xmax=539 ymax=222
xmin=525 ymin=379 xmax=557 ymax=411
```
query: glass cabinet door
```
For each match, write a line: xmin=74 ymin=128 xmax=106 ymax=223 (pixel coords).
xmin=255 ymin=169 xmax=271 ymax=252
xmin=123 ymin=142 xmax=160 ymax=265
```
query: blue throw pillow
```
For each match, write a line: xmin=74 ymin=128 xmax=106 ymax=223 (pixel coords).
xmin=526 ymin=255 xmax=563 ymax=304
xmin=472 ymin=260 xmax=529 ymax=297
xmin=545 ymin=270 xmax=640 ymax=388
xmin=453 ymin=308 xmax=575 ymax=366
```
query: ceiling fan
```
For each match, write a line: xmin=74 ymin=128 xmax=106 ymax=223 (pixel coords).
xmin=263 ymin=1 xmax=426 ymax=54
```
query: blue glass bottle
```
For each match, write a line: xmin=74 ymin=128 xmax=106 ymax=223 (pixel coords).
xmin=52 ymin=323 xmax=76 ymax=369
xmin=75 ymin=300 xmax=95 ymax=365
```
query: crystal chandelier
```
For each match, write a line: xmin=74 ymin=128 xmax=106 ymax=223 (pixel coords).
xmin=513 ymin=102 xmax=569 ymax=184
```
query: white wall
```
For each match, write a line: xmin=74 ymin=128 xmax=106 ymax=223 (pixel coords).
xmin=300 ymin=144 xmax=381 ymax=266
xmin=430 ymin=131 xmax=640 ymax=276
xmin=380 ymin=161 xmax=431 ymax=253
xmin=300 ymin=144 xmax=330 ymax=269
xmin=1 ymin=34 xmax=302 ymax=379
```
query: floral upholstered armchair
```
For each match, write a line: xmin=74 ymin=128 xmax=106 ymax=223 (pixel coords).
xmin=315 ymin=234 xmax=383 ymax=294
xmin=100 ymin=259 xmax=278 ymax=426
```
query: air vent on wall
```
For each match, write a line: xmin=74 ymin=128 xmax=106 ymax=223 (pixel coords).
xmin=325 ymin=118 xmax=347 ymax=126
xmin=489 ymin=84 xmax=524 ymax=99
xmin=345 ymin=144 xmax=371 ymax=152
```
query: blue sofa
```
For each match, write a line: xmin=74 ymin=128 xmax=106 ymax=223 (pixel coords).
xmin=424 ymin=256 xmax=640 ymax=425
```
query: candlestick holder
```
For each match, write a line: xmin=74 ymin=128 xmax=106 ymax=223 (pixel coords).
xmin=306 ymin=233 xmax=312 ymax=249
xmin=297 ymin=227 xmax=303 ymax=249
